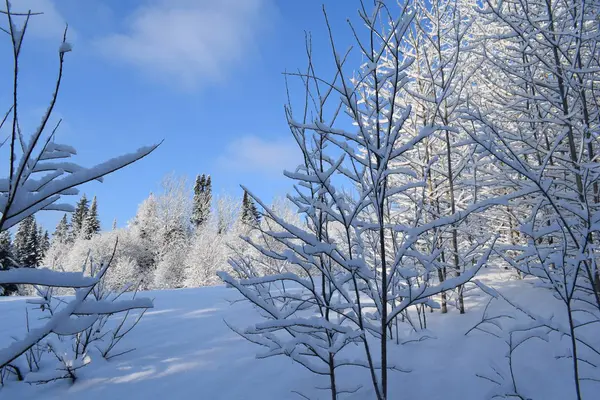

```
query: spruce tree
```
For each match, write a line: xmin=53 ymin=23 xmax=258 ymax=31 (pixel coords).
xmin=53 ymin=214 xmax=69 ymax=244
xmin=191 ymin=174 xmax=212 ymax=228
xmin=23 ymin=218 xmax=39 ymax=267
xmin=191 ymin=174 xmax=205 ymax=227
xmin=241 ymin=190 xmax=260 ymax=226
xmin=14 ymin=215 xmax=34 ymax=265
xmin=0 ymin=231 xmax=17 ymax=295
xmin=71 ymin=194 xmax=89 ymax=239
xmin=14 ymin=216 xmax=39 ymax=267
xmin=204 ymin=175 xmax=212 ymax=223
xmin=39 ymin=230 xmax=50 ymax=263
xmin=0 ymin=231 xmax=14 ymax=269
xmin=37 ymin=225 xmax=44 ymax=263
xmin=205 ymin=176 xmax=212 ymax=198
xmin=83 ymin=196 xmax=100 ymax=239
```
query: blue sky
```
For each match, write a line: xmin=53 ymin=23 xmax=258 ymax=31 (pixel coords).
xmin=2 ymin=0 xmax=366 ymax=233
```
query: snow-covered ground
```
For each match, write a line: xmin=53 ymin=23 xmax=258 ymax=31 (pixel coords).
xmin=0 ymin=268 xmax=593 ymax=399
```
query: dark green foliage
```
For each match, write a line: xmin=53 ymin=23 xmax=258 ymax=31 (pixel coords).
xmin=13 ymin=215 xmax=42 ymax=267
xmin=0 ymin=231 xmax=17 ymax=295
xmin=39 ymin=230 xmax=50 ymax=263
xmin=241 ymin=190 xmax=261 ymax=226
xmin=84 ymin=196 xmax=101 ymax=239
xmin=191 ymin=174 xmax=212 ymax=228
xmin=53 ymin=214 xmax=69 ymax=244
xmin=23 ymin=220 xmax=39 ymax=267
xmin=71 ymin=194 xmax=89 ymax=239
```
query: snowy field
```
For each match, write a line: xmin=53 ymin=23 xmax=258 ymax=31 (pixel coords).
xmin=0 ymin=268 xmax=593 ymax=399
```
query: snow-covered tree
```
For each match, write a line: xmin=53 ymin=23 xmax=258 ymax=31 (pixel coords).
xmin=156 ymin=174 xmax=192 ymax=246
xmin=127 ymin=175 xmax=193 ymax=289
xmin=53 ymin=214 xmax=69 ymax=244
xmin=185 ymin=194 xmax=244 ymax=287
xmin=154 ymin=240 xmax=188 ymax=289
xmin=0 ymin=4 xmax=157 ymax=380
xmin=37 ymin=226 xmax=49 ymax=264
xmin=218 ymin=3 xmax=528 ymax=399
xmin=459 ymin=1 xmax=600 ymax=398
xmin=184 ymin=229 xmax=225 ymax=287
xmin=397 ymin=0 xmax=483 ymax=314
xmin=128 ymin=193 xmax=160 ymax=286
xmin=215 ymin=194 xmax=240 ymax=235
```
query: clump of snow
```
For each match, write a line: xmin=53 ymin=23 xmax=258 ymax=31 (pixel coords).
xmin=59 ymin=42 xmax=72 ymax=54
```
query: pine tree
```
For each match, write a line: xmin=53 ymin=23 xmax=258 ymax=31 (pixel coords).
xmin=191 ymin=174 xmax=212 ymax=228
xmin=53 ymin=214 xmax=69 ymax=244
xmin=83 ymin=196 xmax=100 ymax=239
xmin=241 ymin=190 xmax=260 ymax=226
xmin=0 ymin=231 xmax=17 ymax=295
xmin=71 ymin=194 xmax=89 ymax=239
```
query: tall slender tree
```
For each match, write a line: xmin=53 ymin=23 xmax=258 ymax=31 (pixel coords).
xmin=241 ymin=190 xmax=260 ymax=226
xmin=191 ymin=174 xmax=212 ymax=228
xmin=0 ymin=231 xmax=17 ymax=295
xmin=23 ymin=218 xmax=40 ymax=267
xmin=84 ymin=196 xmax=100 ymax=239
xmin=71 ymin=194 xmax=89 ymax=239
xmin=39 ymin=230 xmax=50 ymax=263
xmin=0 ymin=3 xmax=158 ymax=376
xmin=53 ymin=214 xmax=69 ymax=244
xmin=14 ymin=215 xmax=35 ymax=266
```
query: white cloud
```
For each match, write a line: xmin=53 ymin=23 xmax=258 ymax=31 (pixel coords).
xmin=217 ymin=135 xmax=300 ymax=177
xmin=95 ymin=0 xmax=271 ymax=89
xmin=10 ymin=0 xmax=70 ymax=41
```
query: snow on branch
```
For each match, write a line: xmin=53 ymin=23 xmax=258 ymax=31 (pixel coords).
xmin=0 ymin=268 xmax=97 ymax=287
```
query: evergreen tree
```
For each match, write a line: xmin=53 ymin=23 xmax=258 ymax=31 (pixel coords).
xmin=206 ymin=176 xmax=212 ymax=198
xmin=0 ymin=231 xmax=17 ymax=295
xmin=191 ymin=174 xmax=212 ymax=228
xmin=13 ymin=216 xmax=40 ymax=267
xmin=0 ymin=231 xmax=14 ymax=268
xmin=71 ymin=194 xmax=89 ymax=239
xmin=39 ymin=230 xmax=50 ymax=263
xmin=241 ymin=190 xmax=260 ymax=226
xmin=83 ymin=196 xmax=100 ymax=239
xmin=112 ymin=218 xmax=117 ymax=230
xmin=217 ymin=216 xmax=225 ymax=235
xmin=14 ymin=215 xmax=34 ymax=265
xmin=37 ymin=225 xmax=44 ymax=263
xmin=191 ymin=174 xmax=204 ymax=227
xmin=134 ymin=193 xmax=158 ymax=241
xmin=23 ymin=218 xmax=39 ymax=267
xmin=53 ymin=214 xmax=69 ymax=244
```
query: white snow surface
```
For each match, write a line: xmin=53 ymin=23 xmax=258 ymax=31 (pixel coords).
xmin=0 ymin=269 xmax=594 ymax=399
